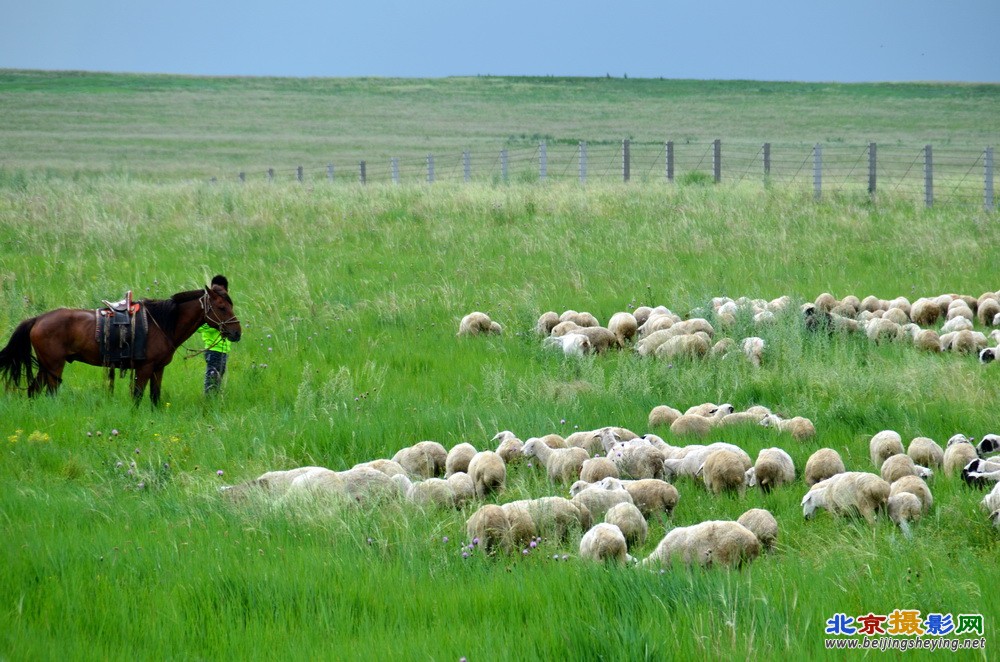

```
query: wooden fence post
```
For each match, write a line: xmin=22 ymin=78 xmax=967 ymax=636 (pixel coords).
xmin=391 ymin=157 xmax=399 ymax=184
xmin=463 ymin=150 xmax=471 ymax=182
xmin=623 ymin=139 xmax=631 ymax=182
xmin=539 ymin=142 xmax=547 ymax=180
xmin=500 ymin=149 xmax=508 ymax=182
xmin=359 ymin=161 xmax=367 ymax=185
xmin=763 ymin=143 xmax=771 ymax=177
xmin=868 ymin=143 xmax=877 ymax=198
xmin=985 ymin=147 xmax=994 ymax=212
xmin=427 ymin=154 xmax=435 ymax=183
xmin=239 ymin=171 xmax=245 ymax=183
xmin=666 ymin=141 xmax=674 ymax=182
xmin=813 ymin=144 xmax=822 ymax=200
xmin=267 ymin=168 xmax=274 ymax=183
xmin=713 ymin=139 xmax=721 ymax=183
xmin=924 ymin=145 xmax=933 ymax=208
xmin=297 ymin=166 xmax=303 ymax=183
xmin=579 ymin=141 xmax=587 ymax=183
xmin=327 ymin=164 xmax=334 ymax=182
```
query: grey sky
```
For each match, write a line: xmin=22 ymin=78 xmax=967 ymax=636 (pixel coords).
xmin=1 ymin=1 xmax=998 ymax=82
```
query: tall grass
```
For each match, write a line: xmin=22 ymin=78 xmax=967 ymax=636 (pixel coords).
xmin=1 ymin=180 xmax=999 ymax=659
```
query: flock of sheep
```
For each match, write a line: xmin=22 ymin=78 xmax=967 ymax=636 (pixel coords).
xmin=458 ymin=288 xmax=1000 ymax=364
xmin=221 ymin=399 xmax=1000 ymax=568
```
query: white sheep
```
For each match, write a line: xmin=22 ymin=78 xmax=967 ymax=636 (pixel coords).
xmin=977 ymin=298 xmax=1000 ymax=326
xmin=492 ymin=430 xmax=524 ymax=464
xmin=663 ymin=442 xmax=751 ymax=481
xmin=699 ymin=449 xmax=750 ymax=495
xmin=406 ymin=477 xmax=457 ymax=509
xmin=669 ymin=414 xmax=713 ymax=438
xmin=804 ymin=448 xmax=846 ymax=487
xmin=503 ymin=496 xmax=590 ymax=542
xmin=466 ymin=504 xmax=512 ymax=554
xmin=392 ymin=441 xmax=448 ymax=479
xmin=447 ymin=472 xmax=476 ymax=507
xmin=522 ymin=438 xmax=589 ymax=484
xmin=648 ymin=405 xmax=682 ymax=428
xmin=579 ymin=523 xmax=631 ymax=564
xmin=736 ymin=508 xmax=779 ymax=551
xmin=570 ymin=478 xmax=634 ymax=521
xmin=457 ymin=311 xmax=502 ymax=336
xmin=536 ymin=311 xmax=561 ymax=336
xmin=574 ymin=326 xmax=621 ymax=353
xmin=907 ymin=437 xmax=944 ymax=470
xmin=943 ymin=438 xmax=979 ymax=476
xmin=617 ymin=478 xmax=680 ymax=519
xmin=221 ymin=465 xmax=326 ymax=501
xmin=543 ymin=332 xmax=592 ymax=357
xmin=746 ymin=448 xmax=796 ymax=492
xmin=880 ymin=454 xmax=932 ymax=483
xmin=607 ymin=312 xmax=639 ymax=345
xmin=889 ymin=475 xmax=933 ymax=514
xmin=981 ymin=482 xmax=1000 ymax=514
xmin=467 ymin=450 xmax=506 ymax=498
xmin=909 ymin=298 xmax=941 ymax=326
xmin=604 ymin=502 xmax=648 ymax=546
xmin=579 ymin=457 xmax=620 ymax=483
xmin=741 ymin=336 xmax=765 ymax=367
xmin=445 ymin=442 xmax=478 ymax=477
xmin=869 ymin=430 xmax=905 ymax=469
xmin=759 ymin=414 xmax=816 ymax=441
xmin=801 ymin=472 xmax=890 ymax=524
xmin=351 ymin=459 xmax=408 ymax=477
xmin=888 ymin=493 xmax=923 ymax=537
xmin=643 ymin=520 xmax=762 ymax=568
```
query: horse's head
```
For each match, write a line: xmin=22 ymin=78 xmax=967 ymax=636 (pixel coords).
xmin=204 ymin=283 xmax=242 ymax=342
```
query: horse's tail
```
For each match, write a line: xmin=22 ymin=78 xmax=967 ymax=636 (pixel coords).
xmin=0 ymin=317 xmax=39 ymax=390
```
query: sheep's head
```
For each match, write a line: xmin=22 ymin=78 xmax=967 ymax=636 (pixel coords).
xmin=745 ymin=467 xmax=757 ymax=487
xmin=914 ymin=465 xmax=933 ymax=480
xmin=599 ymin=477 xmax=623 ymax=491
xmin=947 ymin=434 xmax=971 ymax=448
xmin=493 ymin=430 xmax=515 ymax=443
xmin=980 ymin=348 xmax=996 ymax=364
xmin=521 ymin=440 xmax=539 ymax=457
xmin=977 ymin=435 xmax=1000 ymax=457
xmin=662 ymin=459 xmax=680 ymax=481
xmin=991 ymin=509 xmax=1000 ymax=529
xmin=801 ymin=489 xmax=823 ymax=520
xmin=569 ymin=479 xmax=590 ymax=497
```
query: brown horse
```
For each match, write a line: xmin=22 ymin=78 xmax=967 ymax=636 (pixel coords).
xmin=0 ymin=282 xmax=241 ymax=405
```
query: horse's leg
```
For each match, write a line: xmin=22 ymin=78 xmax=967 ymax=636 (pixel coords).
xmin=30 ymin=354 xmax=65 ymax=397
xmin=107 ymin=368 xmax=115 ymax=394
xmin=148 ymin=367 xmax=165 ymax=407
xmin=131 ymin=365 xmax=154 ymax=405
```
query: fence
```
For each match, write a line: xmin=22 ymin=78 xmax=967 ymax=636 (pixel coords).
xmin=220 ymin=140 xmax=997 ymax=211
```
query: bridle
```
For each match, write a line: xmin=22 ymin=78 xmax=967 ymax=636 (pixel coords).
xmin=201 ymin=290 xmax=239 ymax=340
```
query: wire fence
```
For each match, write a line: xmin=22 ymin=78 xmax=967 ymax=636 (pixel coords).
xmin=217 ymin=140 xmax=997 ymax=211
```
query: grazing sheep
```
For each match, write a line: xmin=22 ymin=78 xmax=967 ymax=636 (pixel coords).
xmin=654 ymin=334 xmax=710 ymax=360
xmin=870 ymin=430 xmax=905 ymax=469
xmin=580 ymin=457 xmax=620 ymax=483
xmin=773 ymin=416 xmax=816 ymax=441
xmin=560 ymin=310 xmax=600 ymax=327
xmin=981 ymin=347 xmax=997 ymax=364
xmin=978 ymin=299 xmax=1000 ymax=327
xmin=632 ymin=306 xmax=654 ymax=327
xmin=220 ymin=466 xmax=326 ymax=502
xmin=504 ymin=496 xmax=590 ymax=542
xmin=746 ymin=448 xmax=796 ymax=493
xmin=522 ymin=438 xmax=590 ymax=484
xmin=580 ymin=523 xmax=631 ymax=564
xmin=637 ymin=314 xmax=676 ymax=340
xmin=670 ymin=414 xmax=713 ymax=438
xmin=888 ymin=493 xmax=923 ymax=536
xmin=941 ymin=316 xmax=974 ymax=334
xmin=741 ymin=336 xmax=765 ymax=367
xmin=710 ymin=337 xmax=736 ymax=357
xmin=352 ymin=459 xmax=409 ymax=477
xmin=458 ymin=311 xmax=502 ymax=336
xmin=663 ymin=442 xmax=752 ymax=480
xmin=643 ymin=520 xmax=761 ymax=568
xmin=406 ymin=477 xmax=458 ymax=509
xmin=536 ymin=311 xmax=561 ymax=336
xmin=802 ymin=472 xmax=890 ymax=524
xmin=865 ymin=318 xmax=905 ymax=343
xmin=883 ymin=307 xmax=910 ymax=326
xmin=571 ymin=478 xmax=634 ymax=521
xmin=943 ymin=438 xmax=979 ymax=476
xmin=565 ymin=427 xmax=638 ymax=455
xmin=981 ymin=483 xmax=1000 ymax=514
xmin=608 ymin=312 xmax=639 ymax=345
xmin=447 ymin=472 xmax=476 ymax=507
xmin=913 ymin=329 xmax=942 ymax=352
xmin=648 ymin=405 xmax=683 ymax=428
xmin=907 ymin=437 xmax=944 ymax=470
xmin=699 ymin=449 xmax=750 ymax=495
xmin=977 ymin=434 xmax=1000 ymax=457
xmin=617 ymin=478 xmax=680 ymax=519
xmin=604 ymin=502 xmax=648 ymax=546
xmin=815 ymin=292 xmax=837 ymax=313
xmin=467 ymin=450 xmax=507 ymax=498
xmin=718 ymin=411 xmax=767 ymax=427
xmin=446 ymin=442 xmax=478 ymax=477
xmin=804 ymin=448 xmax=846 ymax=487
xmin=497 ymin=502 xmax=538 ymax=549
xmin=550 ymin=320 xmax=583 ymax=337
xmin=392 ymin=441 xmax=448 ymax=479
xmin=493 ymin=430 xmax=524 ymax=464
xmin=602 ymin=433 xmax=665 ymax=480
xmin=339 ymin=468 xmax=409 ymax=503
xmin=685 ymin=402 xmax=720 ymax=417
xmin=909 ymin=298 xmax=941 ymax=326
xmin=544 ymin=332 xmax=593 ymax=356
xmin=466 ymin=504 xmax=512 ymax=554
xmin=574 ymin=326 xmax=621 ymax=353
xmin=737 ymin=508 xmax=779 ymax=551
xmin=889 ymin=475 xmax=933 ymax=514
xmin=880 ymin=454 xmax=932 ymax=483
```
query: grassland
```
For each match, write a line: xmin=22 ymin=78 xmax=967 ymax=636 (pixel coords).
xmin=1 ymin=72 xmax=1000 ymax=660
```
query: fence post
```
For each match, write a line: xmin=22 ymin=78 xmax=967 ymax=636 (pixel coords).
xmin=463 ymin=151 xmax=471 ymax=182
xmin=924 ymin=145 xmax=933 ymax=208
xmin=239 ymin=171 xmax=245 ymax=183
xmin=713 ymin=139 xmax=721 ymax=183
xmin=500 ymin=149 xmax=508 ymax=182
xmin=985 ymin=146 xmax=994 ymax=212
xmin=579 ymin=141 xmax=587 ymax=183
xmin=359 ymin=161 xmax=367 ymax=185
xmin=327 ymin=164 xmax=334 ymax=182
xmin=391 ymin=157 xmax=399 ymax=184
xmin=623 ymin=139 xmax=631 ymax=182
xmin=813 ymin=144 xmax=822 ymax=200
xmin=763 ymin=143 xmax=771 ymax=177
xmin=868 ymin=143 xmax=877 ymax=198
xmin=427 ymin=154 xmax=435 ymax=183
xmin=666 ymin=141 xmax=674 ymax=182
xmin=297 ymin=166 xmax=303 ymax=183
xmin=539 ymin=142 xmax=547 ymax=180
xmin=267 ymin=168 xmax=274 ymax=183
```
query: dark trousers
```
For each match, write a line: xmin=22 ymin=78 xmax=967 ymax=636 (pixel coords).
xmin=204 ymin=350 xmax=228 ymax=393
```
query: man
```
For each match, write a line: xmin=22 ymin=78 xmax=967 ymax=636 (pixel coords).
xmin=200 ymin=275 xmax=232 ymax=394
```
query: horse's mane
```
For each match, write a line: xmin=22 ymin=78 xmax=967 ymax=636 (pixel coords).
xmin=141 ymin=289 xmax=205 ymax=337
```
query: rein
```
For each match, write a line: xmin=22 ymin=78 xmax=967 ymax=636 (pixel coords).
xmin=146 ymin=291 xmax=238 ymax=360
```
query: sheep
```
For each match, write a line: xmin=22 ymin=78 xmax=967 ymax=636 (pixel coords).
xmin=663 ymin=442 xmax=752 ymax=481
xmin=888 ymin=493 xmax=923 ymax=536
xmin=580 ymin=457 xmax=620 ymax=483
xmin=718 ymin=411 xmax=767 ymax=427
xmin=617 ymin=478 xmax=679 ymax=519
xmin=761 ymin=415 xmax=816 ymax=441
xmin=498 ymin=501 xmax=538 ymax=549
xmin=550 ymin=320 xmax=583 ymax=337
xmin=445 ymin=442 xmax=478 ymax=477
xmin=737 ymin=508 xmax=778 ymax=551
xmin=392 ymin=441 xmax=448 ymax=479
xmin=466 ymin=504 xmax=512 ymax=554
xmin=685 ymin=402 xmax=720 ymax=417
xmin=447 ymin=472 xmax=476 ymax=507
xmin=351 ymin=459 xmax=408 ymax=477
xmin=941 ymin=316 xmax=973 ymax=334
xmin=889 ymin=475 xmax=933 ymax=514
xmin=741 ymin=336 xmax=765 ymax=367
xmin=978 ymin=298 xmax=1000 ymax=327
xmin=220 ymin=465 xmax=326 ymax=502
xmin=560 ymin=310 xmax=600 ymax=327
xmin=536 ymin=311 xmax=561 ymax=336
xmin=643 ymin=520 xmax=761 ymax=568
xmin=943 ymin=438 xmax=979 ymax=476
xmin=981 ymin=482 xmax=1000 ymax=514
xmin=492 ymin=430 xmax=524 ymax=464
xmin=982 ymin=347 xmax=997 ymax=364
xmin=801 ymin=472 xmax=890 ymax=524
xmin=574 ymin=326 xmax=621 ymax=353
xmin=544 ymin=332 xmax=592 ymax=356
xmin=637 ymin=314 xmax=676 ymax=339
xmin=950 ymin=329 xmax=983 ymax=354
xmin=946 ymin=303 xmax=974 ymax=322
xmin=466 ymin=450 xmax=506 ymax=498
xmin=632 ymin=306 xmax=654 ymax=327
xmin=963 ymin=458 xmax=1000 ymax=487
xmin=977 ymin=434 xmax=1000 ymax=457
xmin=670 ymin=414 xmax=713 ymax=438
xmin=711 ymin=337 xmax=736 ymax=357
xmin=880 ymin=454 xmax=932 ymax=483
xmin=882 ymin=307 xmax=910 ymax=326
xmin=522 ymin=438 xmax=589 ymax=484
xmin=458 ymin=311 xmax=501 ymax=336
xmin=672 ymin=318 xmax=715 ymax=337
xmin=699 ymin=449 xmax=750 ymax=495
xmin=907 ymin=437 xmax=944 ymax=470
xmin=604 ymin=502 xmax=648 ymax=546
xmin=804 ymin=448 xmax=846 ymax=487
xmin=608 ymin=312 xmax=639 ymax=345
xmin=601 ymin=430 xmax=665 ymax=479
xmin=913 ymin=329 xmax=941 ymax=352
xmin=865 ymin=318 xmax=905 ymax=343
xmin=648 ymin=405 xmax=682 ymax=428
xmin=406 ymin=477 xmax=458 ymax=509
xmin=570 ymin=478 xmax=634 ymax=521
xmin=815 ymin=292 xmax=837 ymax=313
xmin=909 ymin=298 xmax=941 ymax=326
xmin=338 ymin=467 xmax=408 ymax=504
xmin=580 ymin=523 xmax=631 ymax=564
xmin=746 ymin=448 xmax=796 ymax=493
xmin=870 ymin=430 xmax=905 ymax=469
xmin=565 ymin=427 xmax=639 ymax=454
xmin=654 ymin=333 xmax=710 ymax=360
xmin=504 ymin=496 xmax=590 ymax=542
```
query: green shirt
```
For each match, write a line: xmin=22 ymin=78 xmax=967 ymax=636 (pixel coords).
xmin=199 ymin=324 xmax=231 ymax=354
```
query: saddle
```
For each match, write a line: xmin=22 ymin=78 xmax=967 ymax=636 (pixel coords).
xmin=96 ymin=291 xmax=149 ymax=367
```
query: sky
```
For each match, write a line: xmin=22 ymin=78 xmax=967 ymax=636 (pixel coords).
xmin=1 ymin=0 xmax=998 ymax=82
